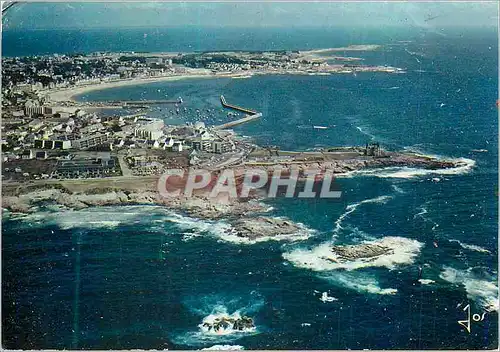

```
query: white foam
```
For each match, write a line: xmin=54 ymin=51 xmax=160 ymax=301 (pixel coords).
xmin=355 ymin=126 xmax=377 ymax=140
xmin=440 ymin=267 xmax=498 ymax=312
xmin=9 ymin=206 xmax=155 ymax=230
xmin=449 ymin=240 xmax=491 ymax=254
xmin=333 ymin=195 xmax=393 ymax=235
xmin=391 ymin=184 xmax=405 ymax=194
xmin=319 ymin=271 xmax=398 ymax=295
xmin=418 ymin=279 xmax=435 ymax=285
xmin=164 ymin=212 xmax=234 ymax=240
xmin=172 ymin=298 xmax=262 ymax=347
xmin=219 ymin=228 xmax=314 ymax=245
xmin=164 ymin=212 xmax=314 ymax=244
xmin=338 ymin=158 xmax=476 ymax=179
xmin=202 ymin=345 xmax=244 ymax=350
xmin=414 ymin=206 xmax=428 ymax=219
xmin=319 ymin=292 xmax=338 ymax=302
xmin=283 ymin=236 xmax=423 ymax=271
xmin=198 ymin=308 xmax=255 ymax=336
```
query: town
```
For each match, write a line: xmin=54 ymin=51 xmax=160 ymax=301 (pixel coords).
xmin=1 ymin=49 xmax=406 ymax=184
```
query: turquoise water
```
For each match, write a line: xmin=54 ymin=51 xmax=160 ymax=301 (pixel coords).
xmin=2 ymin=27 xmax=498 ymax=349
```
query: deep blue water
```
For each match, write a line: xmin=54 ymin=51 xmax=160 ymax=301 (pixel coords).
xmin=2 ymin=27 xmax=499 ymax=350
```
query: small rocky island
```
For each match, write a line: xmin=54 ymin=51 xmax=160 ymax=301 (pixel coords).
xmin=326 ymin=243 xmax=394 ymax=262
xmin=229 ymin=217 xmax=309 ymax=241
xmin=201 ymin=316 xmax=255 ymax=333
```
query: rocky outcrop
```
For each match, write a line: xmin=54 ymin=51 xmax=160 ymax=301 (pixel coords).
xmin=202 ymin=316 xmax=254 ymax=333
xmin=231 ymin=217 xmax=303 ymax=240
xmin=326 ymin=243 xmax=394 ymax=262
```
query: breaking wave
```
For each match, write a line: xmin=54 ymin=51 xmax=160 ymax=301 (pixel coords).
xmin=163 ymin=212 xmax=234 ymax=242
xmin=218 ymin=224 xmax=315 ymax=245
xmin=167 ymin=213 xmax=314 ymax=245
xmin=449 ymin=240 xmax=492 ymax=254
xmin=440 ymin=267 xmax=498 ymax=312
xmin=283 ymin=236 xmax=424 ymax=272
xmin=198 ymin=309 xmax=256 ymax=335
xmin=7 ymin=205 xmax=313 ymax=245
xmin=319 ymin=271 xmax=398 ymax=295
xmin=355 ymin=126 xmax=378 ymax=141
xmin=202 ymin=345 xmax=244 ymax=350
xmin=391 ymin=184 xmax=405 ymax=194
xmin=339 ymin=157 xmax=475 ymax=179
xmin=333 ymin=195 xmax=393 ymax=235
xmin=6 ymin=205 xmax=161 ymax=230
xmin=171 ymin=294 xmax=263 ymax=347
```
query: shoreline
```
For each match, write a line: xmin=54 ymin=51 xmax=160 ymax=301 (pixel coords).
xmin=47 ymin=67 xmax=404 ymax=104
xmin=47 ymin=70 xmax=247 ymax=102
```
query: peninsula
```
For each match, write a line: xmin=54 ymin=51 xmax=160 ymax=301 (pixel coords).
xmin=1 ymin=47 xmax=472 ymax=245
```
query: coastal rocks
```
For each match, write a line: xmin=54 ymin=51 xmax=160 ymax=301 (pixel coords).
xmin=370 ymin=154 xmax=457 ymax=169
xmin=326 ymin=243 xmax=394 ymax=262
xmin=230 ymin=217 xmax=308 ymax=241
xmin=126 ymin=191 xmax=159 ymax=204
xmin=177 ymin=197 xmax=268 ymax=220
xmin=2 ymin=196 xmax=32 ymax=213
xmin=284 ymin=236 xmax=423 ymax=271
xmin=201 ymin=315 xmax=255 ymax=333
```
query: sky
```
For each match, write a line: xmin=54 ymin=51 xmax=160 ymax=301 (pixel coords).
xmin=2 ymin=2 xmax=499 ymax=30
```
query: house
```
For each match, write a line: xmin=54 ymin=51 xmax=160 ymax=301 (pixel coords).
xmin=21 ymin=150 xmax=34 ymax=159
xmin=165 ymin=137 xmax=175 ymax=147
xmin=36 ymin=151 xmax=48 ymax=159
xmin=172 ymin=141 xmax=184 ymax=152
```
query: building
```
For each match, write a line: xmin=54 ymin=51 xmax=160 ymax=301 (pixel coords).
xmin=211 ymin=140 xmax=235 ymax=154
xmin=34 ymin=139 xmax=71 ymax=150
xmin=35 ymin=151 xmax=48 ymax=159
xmin=80 ymin=123 xmax=104 ymax=134
xmin=71 ymin=134 xmax=110 ymax=150
xmin=134 ymin=118 xmax=164 ymax=141
xmin=21 ymin=150 xmax=34 ymax=160
xmin=52 ymin=156 xmax=118 ymax=179
xmin=28 ymin=119 xmax=44 ymax=131
xmin=172 ymin=141 xmax=184 ymax=152
xmin=145 ymin=57 xmax=164 ymax=66
xmin=24 ymin=106 xmax=53 ymax=117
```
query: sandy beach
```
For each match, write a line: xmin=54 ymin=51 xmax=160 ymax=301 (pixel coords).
xmin=47 ymin=70 xmax=251 ymax=103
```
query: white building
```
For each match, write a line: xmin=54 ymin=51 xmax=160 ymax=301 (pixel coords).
xmin=134 ymin=118 xmax=165 ymax=141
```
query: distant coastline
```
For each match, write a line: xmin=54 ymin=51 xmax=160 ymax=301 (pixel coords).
xmin=43 ymin=46 xmax=404 ymax=104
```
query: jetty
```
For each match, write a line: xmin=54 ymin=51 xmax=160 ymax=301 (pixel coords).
xmin=215 ymin=95 xmax=261 ymax=130
xmin=220 ymin=95 xmax=257 ymax=115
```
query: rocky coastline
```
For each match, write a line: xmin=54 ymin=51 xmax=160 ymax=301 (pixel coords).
xmin=2 ymin=152 xmax=473 ymax=243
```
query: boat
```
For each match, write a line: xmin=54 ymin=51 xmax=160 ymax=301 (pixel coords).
xmin=313 ymin=125 xmax=328 ymax=130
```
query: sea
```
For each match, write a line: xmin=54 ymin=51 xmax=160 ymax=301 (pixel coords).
xmin=2 ymin=26 xmax=499 ymax=350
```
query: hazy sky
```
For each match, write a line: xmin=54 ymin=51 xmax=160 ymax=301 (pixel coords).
xmin=2 ymin=2 xmax=499 ymax=30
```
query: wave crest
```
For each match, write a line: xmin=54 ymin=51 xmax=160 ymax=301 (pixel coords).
xmin=339 ymin=157 xmax=475 ymax=179
xmin=440 ymin=267 xmax=498 ymax=312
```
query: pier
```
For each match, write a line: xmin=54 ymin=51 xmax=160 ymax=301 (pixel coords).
xmin=215 ymin=95 xmax=261 ymax=130
xmin=220 ymin=95 xmax=257 ymax=115
xmin=214 ymin=113 xmax=262 ymax=130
